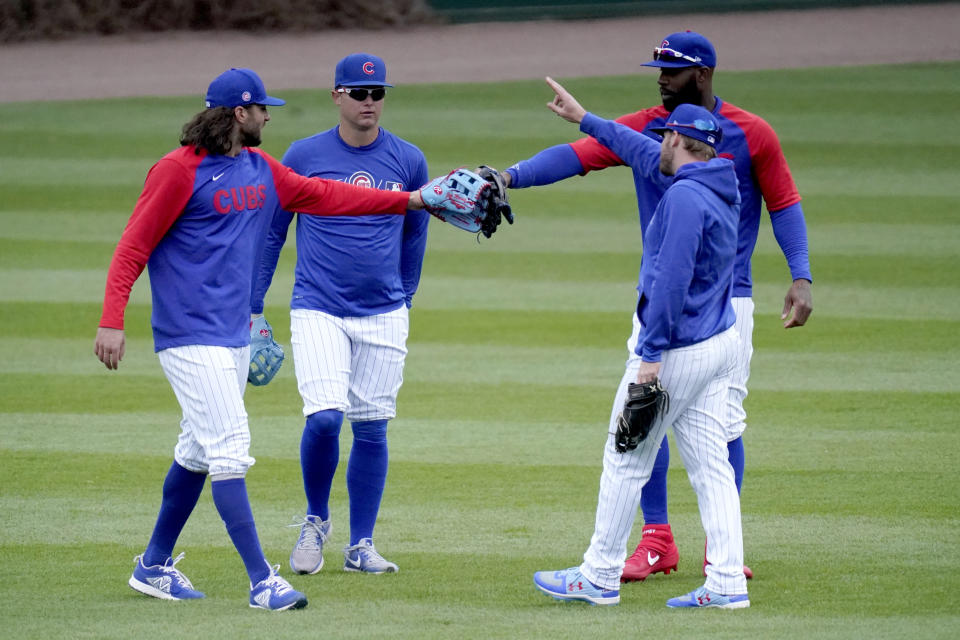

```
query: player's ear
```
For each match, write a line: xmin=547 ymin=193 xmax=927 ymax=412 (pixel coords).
xmin=696 ymin=67 xmax=713 ymax=88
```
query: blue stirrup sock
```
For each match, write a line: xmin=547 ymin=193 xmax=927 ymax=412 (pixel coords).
xmin=640 ymin=436 xmax=671 ymax=525
xmin=143 ymin=461 xmax=206 ymax=567
xmin=347 ymin=419 xmax=389 ymax=545
xmin=211 ymin=477 xmax=270 ymax=586
xmin=301 ymin=409 xmax=344 ymax=520
xmin=727 ymin=436 xmax=745 ymax=494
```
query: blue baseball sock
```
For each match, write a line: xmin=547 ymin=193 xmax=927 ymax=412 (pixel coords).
xmin=143 ymin=461 xmax=206 ymax=567
xmin=640 ymin=436 xmax=670 ymax=525
xmin=727 ymin=436 xmax=745 ymax=494
xmin=211 ymin=477 xmax=270 ymax=586
xmin=301 ymin=409 xmax=344 ymax=520
xmin=346 ymin=420 xmax=389 ymax=545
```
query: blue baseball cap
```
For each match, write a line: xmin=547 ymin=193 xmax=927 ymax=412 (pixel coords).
xmin=650 ymin=104 xmax=722 ymax=148
xmin=205 ymin=68 xmax=285 ymax=109
xmin=641 ymin=31 xmax=717 ymax=68
xmin=334 ymin=53 xmax=393 ymax=88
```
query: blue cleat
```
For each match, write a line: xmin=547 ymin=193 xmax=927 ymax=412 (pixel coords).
xmin=666 ymin=585 xmax=749 ymax=609
xmin=249 ymin=565 xmax=308 ymax=611
xmin=533 ymin=567 xmax=620 ymax=606
xmin=128 ymin=552 xmax=205 ymax=601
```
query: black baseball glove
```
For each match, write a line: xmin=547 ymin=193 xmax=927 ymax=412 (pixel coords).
xmin=475 ymin=165 xmax=514 ymax=238
xmin=614 ymin=379 xmax=669 ymax=453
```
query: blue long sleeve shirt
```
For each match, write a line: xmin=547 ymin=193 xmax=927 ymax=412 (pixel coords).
xmin=251 ymin=126 xmax=430 ymax=317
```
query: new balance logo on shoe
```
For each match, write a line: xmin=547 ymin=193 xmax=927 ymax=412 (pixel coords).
xmin=254 ymin=590 xmax=271 ymax=608
xmin=148 ymin=576 xmax=171 ymax=593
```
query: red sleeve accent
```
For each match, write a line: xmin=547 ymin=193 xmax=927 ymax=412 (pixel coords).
xmin=252 ymin=148 xmax=409 ymax=215
xmin=98 ymin=148 xmax=201 ymax=329
xmin=720 ymin=103 xmax=801 ymax=213
xmin=570 ymin=107 xmax=667 ymax=173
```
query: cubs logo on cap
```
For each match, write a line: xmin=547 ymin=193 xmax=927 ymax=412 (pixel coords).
xmin=335 ymin=53 xmax=394 ymax=88
xmin=205 ymin=68 xmax=285 ymax=109
xmin=641 ymin=31 xmax=717 ymax=69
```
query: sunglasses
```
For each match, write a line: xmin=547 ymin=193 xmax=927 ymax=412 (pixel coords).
xmin=337 ymin=87 xmax=386 ymax=102
xmin=652 ymin=46 xmax=702 ymax=65
xmin=667 ymin=119 xmax=719 ymax=133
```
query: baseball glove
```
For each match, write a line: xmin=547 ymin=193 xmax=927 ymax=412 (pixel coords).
xmin=475 ymin=165 xmax=514 ymax=238
xmin=248 ymin=316 xmax=284 ymax=386
xmin=419 ymin=168 xmax=493 ymax=235
xmin=614 ymin=379 xmax=669 ymax=453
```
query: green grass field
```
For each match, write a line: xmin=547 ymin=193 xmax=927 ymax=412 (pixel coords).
xmin=1 ymin=62 xmax=959 ymax=638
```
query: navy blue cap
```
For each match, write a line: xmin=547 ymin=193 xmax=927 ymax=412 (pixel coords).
xmin=650 ymin=104 xmax=722 ymax=148
xmin=334 ymin=53 xmax=393 ymax=88
xmin=641 ymin=31 xmax=717 ymax=68
xmin=205 ymin=68 xmax=285 ymax=109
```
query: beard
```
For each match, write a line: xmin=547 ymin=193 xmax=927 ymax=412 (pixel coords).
xmin=661 ymin=74 xmax=702 ymax=112
xmin=659 ymin=138 xmax=675 ymax=175
xmin=240 ymin=127 xmax=262 ymax=148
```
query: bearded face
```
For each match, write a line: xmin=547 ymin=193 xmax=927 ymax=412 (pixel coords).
xmin=659 ymin=68 xmax=704 ymax=112
xmin=659 ymin=132 xmax=676 ymax=175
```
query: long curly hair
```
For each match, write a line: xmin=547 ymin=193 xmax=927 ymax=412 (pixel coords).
xmin=179 ymin=107 xmax=236 ymax=155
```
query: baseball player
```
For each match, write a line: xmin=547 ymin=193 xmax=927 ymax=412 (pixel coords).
xmin=533 ymin=79 xmax=748 ymax=608
xmin=251 ymin=53 xmax=428 ymax=576
xmin=93 ymin=67 xmax=441 ymax=611
xmin=497 ymin=31 xmax=812 ymax=581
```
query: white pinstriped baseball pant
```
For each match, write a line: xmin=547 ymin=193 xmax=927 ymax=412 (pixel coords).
xmin=626 ymin=297 xmax=755 ymax=441
xmin=289 ymin=306 xmax=408 ymax=422
xmin=157 ymin=344 xmax=255 ymax=477
xmin=580 ymin=326 xmax=747 ymax=596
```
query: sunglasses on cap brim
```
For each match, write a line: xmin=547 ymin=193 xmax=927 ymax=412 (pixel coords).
xmin=652 ymin=46 xmax=703 ymax=65
xmin=337 ymin=87 xmax=386 ymax=101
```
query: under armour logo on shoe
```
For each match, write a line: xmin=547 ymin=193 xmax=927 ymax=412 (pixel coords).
xmin=697 ymin=593 xmax=712 ymax=605
xmin=569 ymin=581 xmax=585 ymax=592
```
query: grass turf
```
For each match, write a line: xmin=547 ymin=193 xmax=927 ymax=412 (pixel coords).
xmin=1 ymin=62 xmax=959 ymax=638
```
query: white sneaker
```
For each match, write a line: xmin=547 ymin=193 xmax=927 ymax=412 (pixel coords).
xmin=343 ymin=538 xmax=398 ymax=574
xmin=288 ymin=515 xmax=330 ymax=575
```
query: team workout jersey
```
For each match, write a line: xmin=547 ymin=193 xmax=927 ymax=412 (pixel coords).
xmin=252 ymin=126 xmax=430 ymax=318
xmin=570 ymin=98 xmax=801 ymax=296
xmin=99 ymin=145 xmax=410 ymax=351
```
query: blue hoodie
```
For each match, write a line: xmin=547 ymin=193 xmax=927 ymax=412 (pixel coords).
xmin=579 ymin=113 xmax=739 ymax=362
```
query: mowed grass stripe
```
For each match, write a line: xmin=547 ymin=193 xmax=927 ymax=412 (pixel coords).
xmin=8 ymin=302 xmax=960 ymax=354
xmin=4 ymin=387 xmax=957 ymax=463
xmin=1 ymin=373 xmax=613 ymax=421
xmin=3 ymin=228 xmax=958 ymax=287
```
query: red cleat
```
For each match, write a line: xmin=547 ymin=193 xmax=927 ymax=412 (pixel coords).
xmin=702 ymin=539 xmax=753 ymax=579
xmin=621 ymin=524 xmax=679 ymax=582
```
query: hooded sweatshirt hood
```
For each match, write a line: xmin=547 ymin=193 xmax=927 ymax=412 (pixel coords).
xmin=673 ymin=157 xmax=740 ymax=208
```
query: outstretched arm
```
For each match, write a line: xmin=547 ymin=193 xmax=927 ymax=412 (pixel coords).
xmin=546 ymin=77 xmax=663 ymax=181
